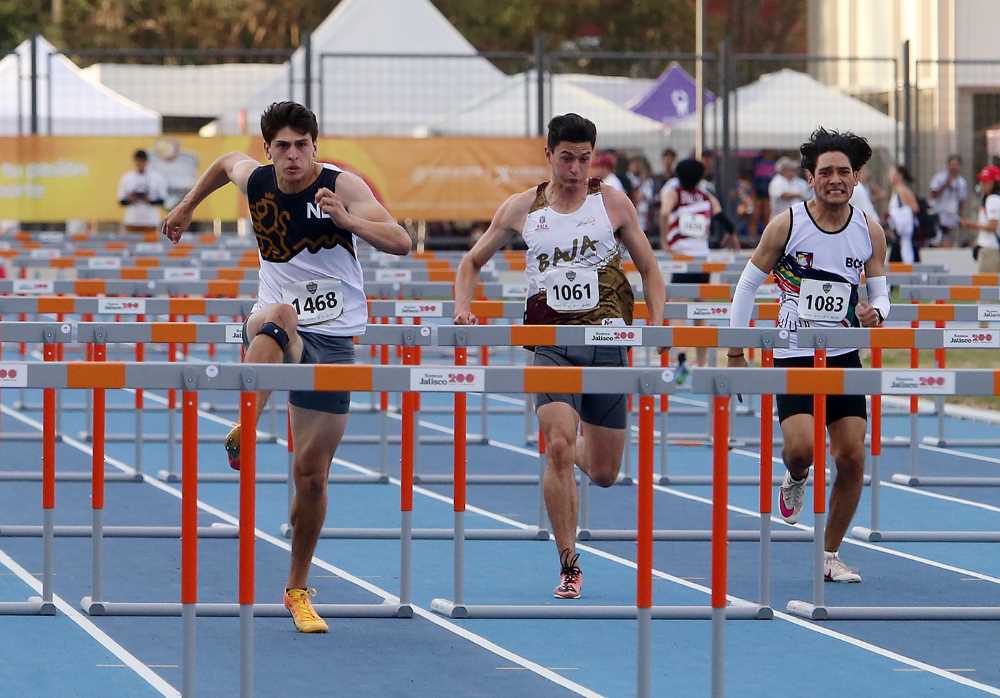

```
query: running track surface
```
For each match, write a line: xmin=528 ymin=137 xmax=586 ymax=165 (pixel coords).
xmin=1 ymin=345 xmax=999 ymax=698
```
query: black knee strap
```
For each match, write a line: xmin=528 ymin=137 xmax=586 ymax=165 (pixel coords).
xmin=257 ymin=322 xmax=290 ymax=352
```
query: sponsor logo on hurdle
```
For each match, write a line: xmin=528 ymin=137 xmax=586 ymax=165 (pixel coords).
xmin=686 ymin=303 xmax=729 ymax=320
xmin=200 ymin=250 xmax=232 ymax=261
xmin=97 ymin=298 xmax=146 ymax=315
xmin=163 ymin=267 xmax=201 ymax=281
xmin=225 ymin=324 xmax=244 ymax=344
xmin=585 ymin=326 xmax=642 ymax=346
xmin=375 ymin=269 xmax=412 ymax=283
xmin=881 ymin=370 xmax=956 ymax=395
xmin=134 ymin=242 xmax=165 ymax=254
xmin=409 ymin=368 xmax=485 ymax=392
xmin=36 ymin=233 xmax=63 ymax=244
xmin=0 ymin=363 xmax=27 ymax=388
xmin=501 ymin=283 xmax=528 ymax=298
xmin=978 ymin=305 xmax=1000 ymax=322
xmin=87 ymin=257 xmax=121 ymax=270
xmin=29 ymin=248 xmax=61 ymax=259
xmin=662 ymin=261 xmax=688 ymax=273
xmin=394 ymin=301 xmax=443 ymax=317
xmin=12 ymin=279 xmax=54 ymax=294
xmin=944 ymin=330 xmax=999 ymax=348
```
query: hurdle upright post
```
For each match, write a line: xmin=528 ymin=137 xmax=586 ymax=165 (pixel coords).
xmin=711 ymin=394 xmax=730 ymax=698
xmin=811 ymin=348 xmax=827 ymax=611
xmin=933 ymin=302 xmax=946 ymax=443
xmin=42 ymin=342 xmax=57 ymax=608
xmin=400 ymin=347 xmax=417 ymax=608
xmin=869 ymin=348 xmax=883 ymax=535
xmin=636 ymin=393 xmax=655 ymax=698
xmin=90 ymin=343 xmax=107 ymax=605
xmin=238 ymin=384 xmax=257 ymax=698
xmin=908 ymin=320 xmax=919 ymax=480
xmin=134 ymin=314 xmax=145 ymax=475
xmin=181 ymin=383 xmax=199 ymax=698
xmin=452 ymin=347 xmax=468 ymax=606
xmin=658 ymin=324 xmax=670 ymax=481
xmin=758 ymin=349 xmax=773 ymax=609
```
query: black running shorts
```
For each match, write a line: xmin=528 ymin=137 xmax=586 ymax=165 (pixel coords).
xmin=533 ymin=345 xmax=627 ymax=429
xmin=774 ymin=350 xmax=867 ymax=425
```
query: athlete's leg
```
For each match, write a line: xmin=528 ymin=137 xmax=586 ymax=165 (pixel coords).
xmin=286 ymin=404 xmax=348 ymax=589
xmin=825 ymin=416 xmax=867 ymax=553
xmin=243 ymin=303 xmax=304 ymax=422
xmin=577 ymin=422 xmax=626 ymax=487
xmin=779 ymin=413 xmax=813 ymax=480
xmin=539 ymin=402 xmax=582 ymax=559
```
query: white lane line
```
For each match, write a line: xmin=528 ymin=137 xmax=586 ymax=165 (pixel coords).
xmin=0 ymin=549 xmax=179 ymax=698
xmin=98 ymin=664 xmax=179 ymax=669
xmin=922 ymin=444 xmax=1000 ymax=466
xmin=0 ymin=402 xmax=601 ymax=698
xmin=895 ymin=668 xmax=977 ymax=673
xmin=730 ymin=447 xmax=1000 ymax=516
xmin=359 ymin=412 xmax=1000 ymax=696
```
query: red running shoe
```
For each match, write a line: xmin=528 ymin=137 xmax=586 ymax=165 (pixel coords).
xmin=553 ymin=551 xmax=583 ymax=599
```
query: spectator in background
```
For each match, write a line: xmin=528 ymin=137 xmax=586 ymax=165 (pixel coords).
xmin=730 ymin=174 xmax=755 ymax=243
xmin=750 ymin=150 xmax=776 ymax=235
xmin=700 ymin=149 xmax=718 ymax=196
xmin=659 ymin=148 xmax=677 ymax=186
xmin=647 ymin=148 xmax=677 ymax=241
xmin=603 ymin=148 xmax=634 ymax=199
xmin=887 ymin=165 xmax=919 ymax=263
xmin=849 ymin=164 xmax=880 ymax=219
xmin=627 ymin=155 xmax=656 ymax=233
xmin=117 ymin=149 xmax=167 ymax=233
xmin=592 ymin=151 xmax=625 ymax=192
xmin=768 ymin=156 xmax=809 ymax=216
xmin=961 ymin=165 xmax=1000 ymax=272
xmin=928 ymin=154 xmax=968 ymax=247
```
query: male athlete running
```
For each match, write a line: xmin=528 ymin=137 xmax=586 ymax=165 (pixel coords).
xmin=162 ymin=101 xmax=411 ymax=631
xmin=728 ymin=128 xmax=889 ymax=582
xmin=454 ymin=113 xmax=666 ymax=599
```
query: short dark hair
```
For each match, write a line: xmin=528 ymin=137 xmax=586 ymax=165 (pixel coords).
xmin=893 ymin=164 xmax=914 ymax=184
xmin=546 ymin=113 xmax=597 ymax=151
xmin=947 ymin=154 xmax=962 ymax=164
xmin=661 ymin=148 xmax=677 ymax=158
xmin=675 ymin=158 xmax=705 ymax=189
xmin=799 ymin=127 xmax=872 ymax=174
xmin=133 ymin=149 xmax=148 ymax=161
xmin=260 ymin=101 xmax=319 ymax=144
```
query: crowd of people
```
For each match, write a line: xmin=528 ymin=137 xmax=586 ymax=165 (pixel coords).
xmin=588 ymin=146 xmax=1000 ymax=273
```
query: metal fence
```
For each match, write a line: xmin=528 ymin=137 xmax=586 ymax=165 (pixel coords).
xmin=914 ymin=58 xmax=1000 ymax=193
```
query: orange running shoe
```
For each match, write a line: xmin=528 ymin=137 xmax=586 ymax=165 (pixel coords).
xmin=283 ymin=588 xmax=328 ymax=633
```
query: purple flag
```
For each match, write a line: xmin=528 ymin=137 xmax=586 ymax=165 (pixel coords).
xmin=628 ymin=63 xmax=715 ymax=124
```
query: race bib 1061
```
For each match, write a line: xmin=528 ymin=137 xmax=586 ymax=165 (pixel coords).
xmin=544 ymin=267 xmax=599 ymax=312
xmin=282 ymin=279 xmax=344 ymax=326
xmin=798 ymin=278 xmax=850 ymax=322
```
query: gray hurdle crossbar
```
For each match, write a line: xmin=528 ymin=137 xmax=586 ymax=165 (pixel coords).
xmin=692 ymin=366 xmax=1000 ymax=622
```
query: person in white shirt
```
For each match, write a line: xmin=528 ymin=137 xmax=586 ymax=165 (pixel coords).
xmin=592 ymin=152 xmax=625 ymax=192
xmin=887 ymin=165 xmax=919 ymax=264
xmin=961 ymin=165 xmax=1000 ymax=273
xmin=116 ymin=149 xmax=168 ymax=233
xmin=848 ymin=165 xmax=879 ymax=219
xmin=928 ymin=154 xmax=968 ymax=247
xmin=768 ymin=157 xmax=810 ymax=216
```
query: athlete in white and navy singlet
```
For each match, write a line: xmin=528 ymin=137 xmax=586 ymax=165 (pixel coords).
xmin=663 ymin=180 xmax=711 ymax=258
xmin=247 ymin=162 xmax=367 ymax=336
xmin=773 ymin=201 xmax=873 ymax=358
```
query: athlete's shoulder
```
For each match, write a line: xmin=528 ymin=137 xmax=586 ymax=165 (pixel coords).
xmin=247 ymin=163 xmax=273 ymax=185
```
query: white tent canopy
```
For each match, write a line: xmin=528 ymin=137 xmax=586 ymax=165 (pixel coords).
xmin=212 ymin=0 xmax=508 ymax=136
xmin=669 ymin=69 xmax=899 ymax=154
xmin=0 ymin=36 xmax=161 ymax=135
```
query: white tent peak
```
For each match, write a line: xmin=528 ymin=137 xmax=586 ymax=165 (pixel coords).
xmin=0 ymin=35 xmax=161 ymax=135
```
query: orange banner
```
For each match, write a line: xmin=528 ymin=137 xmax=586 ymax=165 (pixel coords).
xmin=0 ymin=135 xmax=547 ymax=223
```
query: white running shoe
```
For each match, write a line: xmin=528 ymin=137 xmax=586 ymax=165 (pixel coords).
xmin=778 ymin=470 xmax=807 ymax=524
xmin=824 ymin=553 xmax=861 ymax=583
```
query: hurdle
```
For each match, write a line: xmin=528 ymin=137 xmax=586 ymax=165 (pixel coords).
xmin=689 ymin=367 xmax=1000 ymax=621
xmin=787 ymin=327 xmax=1000 ymax=543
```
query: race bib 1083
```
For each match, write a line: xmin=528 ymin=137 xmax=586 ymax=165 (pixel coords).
xmin=798 ymin=278 xmax=851 ymax=322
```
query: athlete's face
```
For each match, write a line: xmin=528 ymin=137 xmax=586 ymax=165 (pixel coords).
xmin=265 ymin=127 xmax=317 ymax=185
xmin=808 ymin=151 xmax=856 ymax=206
xmin=546 ymin=142 xmax=593 ymax=187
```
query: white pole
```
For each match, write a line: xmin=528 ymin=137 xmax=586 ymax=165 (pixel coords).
xmin=695 ymin=0 xmax=705 ymax=159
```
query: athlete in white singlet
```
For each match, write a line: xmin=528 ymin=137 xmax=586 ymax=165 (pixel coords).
xmin=727 ymin=128 xmax=890 ymax=583
xmin=162 ymin=101 xmax=411 ymax=632
xmin=453 ymin=113 xmax=666 ymax=599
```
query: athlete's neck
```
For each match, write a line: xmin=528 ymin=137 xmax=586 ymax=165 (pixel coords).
xmin=544 ymin=180 xmax=588 ymax=213
xmin=276 ymin=163 xmax=323 ymax=195
xmin=806 ymin=198 xmax=850 ymax=231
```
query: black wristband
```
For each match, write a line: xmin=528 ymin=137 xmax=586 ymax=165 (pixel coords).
xmin=874 ymin=308 xmax=884 ymax=325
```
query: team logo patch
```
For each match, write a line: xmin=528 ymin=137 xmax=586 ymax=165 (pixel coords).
xmin=565 ymin=271 xmax=576 ymax=282
xmin=795 ymin=251 xmax=814 ymax=269
xmin=822 ymin=283 xmax=832 ymax=293
xmin=306 ymin=281 xmax=318 ymax=294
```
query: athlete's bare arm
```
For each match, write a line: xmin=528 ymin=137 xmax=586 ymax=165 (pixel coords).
xmin=314 ymin=171 xmax=411 ymax=255
xmin=856 ymin=215 xmax=889 ymax=327
xmin=453 ymin=191 xmax=532 ymax=324
xmin=162 ymin=152 xmax=258 ymax=244
xmin=658 ymin=187 xmax=678 ymax=250
xmin=605 ymin=185 xmax=666 ymax=328
xmin=748 ymin=209 xmax=792 ymax=274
